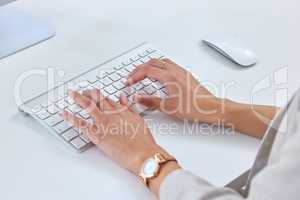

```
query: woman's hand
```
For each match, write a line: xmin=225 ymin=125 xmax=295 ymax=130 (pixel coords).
xmin=61 ymin=89 xmax=172 ymax=175
xmin=126 ymin=58 xmax=221 ymax=123
xmin=127 ymin=58 xmax=278 ymax=138
xmin=62 ymin=89 xmax=181 ymax=195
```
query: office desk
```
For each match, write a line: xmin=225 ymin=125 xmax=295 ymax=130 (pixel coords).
xmin=0 ymin=0 xmax=299 ymax=199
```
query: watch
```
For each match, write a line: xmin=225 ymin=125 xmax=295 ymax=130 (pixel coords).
xmin=138 ymin=153 xmax=177 ymax=186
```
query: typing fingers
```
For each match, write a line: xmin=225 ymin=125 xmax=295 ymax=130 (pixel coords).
xmin=68 ymin=90 xmax=103 ymax=119
xmin=126 ymin=65 xmax=169 ymax=86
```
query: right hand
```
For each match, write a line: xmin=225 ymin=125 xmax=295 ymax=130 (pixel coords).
xmin=126 ymin=58 xmax=221 ymax=123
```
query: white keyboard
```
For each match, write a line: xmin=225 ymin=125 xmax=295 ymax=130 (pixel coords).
xmin=18 ymin=43 xmax=170 ymax=152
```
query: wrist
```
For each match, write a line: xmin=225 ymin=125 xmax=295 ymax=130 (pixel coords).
xmin=132 ymin=145 xmax=181 ymax=196
xmin=195 ymin=96 xmax=225 ymax=124
xmin=132 ymin=144 xmax=170 ymax=176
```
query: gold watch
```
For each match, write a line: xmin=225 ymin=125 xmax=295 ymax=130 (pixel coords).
xmin=138 ymin=153 xmax=177 ymax=186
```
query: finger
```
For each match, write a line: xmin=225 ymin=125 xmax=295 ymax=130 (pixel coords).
xmin=119 ymin=93 xmax=136 ymax=113
xmin=130 ymin=58 xmax=168 ymax=74
xmin=147 ymin=58 xmax=168 ymax=69
xmin=61 ymin=111 xmax=103 ymax=143
xmin=82 ymin=89 xmax=105 ymax=104
xmin=81 ymin=89 xmax=114 ymax=112
xmin=133 ymin=93 xmax=162 ymax=110
xmin=83 ymin=88 xmax=125 ymax=114
xmin=68 ymin=90 xmax=101 ymax=119
xmin=126 ymin=65 xmax=169 ymax=86
xmin=61 ymin=110 xmax=89 ymax=132
xmin=161 ymin=58 xmax=186 ymax=73
xmin=119 ymin=93 xmax=129 ymax=106
xmin=161 ymin=58 xmax=176 ymax=65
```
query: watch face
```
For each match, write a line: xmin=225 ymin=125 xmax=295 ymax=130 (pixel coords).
xmin=142 ymin=158 xmax=159 ymax=178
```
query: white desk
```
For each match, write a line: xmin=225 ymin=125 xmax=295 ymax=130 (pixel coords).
xmin=0 ymin=0 xmax=299 ymax=199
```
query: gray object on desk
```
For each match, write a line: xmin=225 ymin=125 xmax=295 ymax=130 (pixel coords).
xmin=0 ymin=1 xmax=55 ymax=60
xmin=202 ymin=34 xmax=258 ymax=67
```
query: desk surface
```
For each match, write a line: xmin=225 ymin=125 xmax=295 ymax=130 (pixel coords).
xmin=0 ymin=0 xmax=299 ymax=199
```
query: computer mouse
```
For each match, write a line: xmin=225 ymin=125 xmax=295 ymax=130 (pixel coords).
xmin=202 ymin=35 xmax=257 ymax=67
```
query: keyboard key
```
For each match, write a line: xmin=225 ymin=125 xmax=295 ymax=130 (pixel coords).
xmin=143 ymin=85 xmax=157 ymax=95
xmin=120 ymin=78 xmax=127 ymax=84
xmin=31 ymin=105 xmax=42 ymax=113
xmin=114 ymin=91 xmax=122 ymax=98
xmin=104 ymin=69 xmax=115 ymax=75
xmin=125 ymin=64 xmax=135 ymax=72
xmin=113 ymin=81 xmax=126 ymax=90
xmin=127 ymin=94 xmax=135 ymax=103
xmin=92 ymin=81 xmax=104 ymax=89
xmin=109 ymin=73 xmax=121 ymax=82
xmin=85 ymin=85 xmax=94 ymax=90
xmin=122 ymin=59 xmax=133 ymax=66
xmin=160 ymin=87 xmax=168 ymax=94
xmin=101 ymin=90 xmax=110 ymax=97
xmin=138 ymin=90 xmax=147 ymax=96
xmin=37 ymin=110 xmax=50 ymax=120
xmin=140 ymin=78 xmax=152 ymax=86
xmin=133 ymin=60 xmax=144 ymax=66
xmin=56 ymin=100 xmax=68 ymax=109
xmin=146 ymin=48 xmax=155 ymax=53
xmin=108 ymin=95 xmax=119 ymax=102
xmin=79 ymin=110 xmax=90 ymax=119
xmin=77 ymin=81 xmax=90 ymax=88
xmin=140 ymin=57 xmax=151 ymax=63
xmin=131 ymin=103 xmax=148 ymax=114
xmin=123 ymin=87 xmax=135 ymax=96
xmin=138 ymin=51 xmax=149 ymax=58
xmin=132 ymin=82 xmax=144 ymax=91
xmin=62 ymin=129 xmax=79 ymax=141
xmin=45 ymin=114 xmax=63 ymax=127
xmin=65 ymin=97 xmax=75 ymax=105
xmin=97 ymin=71 xmax=107 ymax=79
xmin=73 ymin=127 xmax=81 ymax=134
xmin=47 ymin=104 xmax=60 ymax=114
xmin=152 ymin=82 xmax=165 ymax=90
xmin=153 ymin=89 xmax=168 ymax=99
xmin=68 ymin=104 xmax=82 ymax=113
xmin=87 ymin=76 xmax=98 ymax=84
xmin=41 ymin=100 xmax=52 ymax=108
xmin=53 ymin=121 xmax=72 ymax=134
xmin=117 ymin=69 xmax=130 ymax=77
xmin=104 ymin=85 xmax=117 ymax=95
xmin=100 ymin=77 xmax=113 ymax=86
xmin=113 ymin=64 xmax=124 ymax=70
xmin=49 ymin=96 xmax=61 ymax=103
xmin=80 ymin=134 xmax=91 ymax=143
xmin=71 ymin=83 xmax=81 ymax=91
xmin=130 ymin=55 xmax=140 ymax=62
xmin=70 ymin=137 xmax=86 ymax=149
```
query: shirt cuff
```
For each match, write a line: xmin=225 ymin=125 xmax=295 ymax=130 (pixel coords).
xmin=159 ymin=169 xmax=214 ymax=200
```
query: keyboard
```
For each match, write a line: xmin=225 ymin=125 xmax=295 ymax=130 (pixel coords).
xmin=18 ymin=43 xmax=171 ymax=153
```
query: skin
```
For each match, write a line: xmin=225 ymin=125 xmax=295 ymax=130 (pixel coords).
xmin=62 ymin=58 xmax=278 ymax=197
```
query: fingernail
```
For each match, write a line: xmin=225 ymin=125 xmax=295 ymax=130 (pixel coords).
xmin=67 ymin=89 xmax=74 ymax=96
xmin=125 ymin=78 xmax=132 ymax=85
xmin=133 ymin=93 xmax=141 ymax=102
xmin=59 ymin=111 xmax=66 ymax=117
xmin=82 ymin=89 xmax=90 ymax=95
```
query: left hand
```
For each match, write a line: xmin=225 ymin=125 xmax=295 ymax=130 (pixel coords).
xmin=61 ymin=89 xmax=171 ymax=175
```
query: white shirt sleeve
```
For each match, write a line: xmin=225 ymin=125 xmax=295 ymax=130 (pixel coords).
xmin=159 ymin=90 xmax=300 ymax=200
xmin=160 ymin=169 xmax=245 ymax=200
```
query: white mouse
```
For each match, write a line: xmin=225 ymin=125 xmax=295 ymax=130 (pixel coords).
xmin=202 ymin=35 xmax=257 ymax=67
